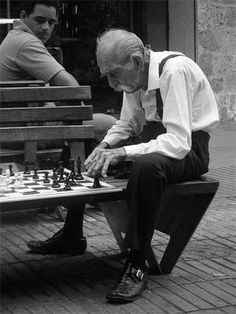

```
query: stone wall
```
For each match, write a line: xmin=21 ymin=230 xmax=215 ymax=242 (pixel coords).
xmin=197 ymin=0 xmax=236 ymax=120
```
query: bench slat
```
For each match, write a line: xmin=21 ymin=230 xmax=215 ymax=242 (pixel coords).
xmin=0 ymin=86 xmax=91 ymax=103
xmin=0 ymin=80 xmax=45 ymax=87
xmin=0 ymin=106 xmax=93 ymax=123
xmin=0 ymin=125 xmax=94 ymax=142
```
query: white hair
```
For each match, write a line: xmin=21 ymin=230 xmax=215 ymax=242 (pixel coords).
xmin=96 ymin=29 xmax=145 ymax=66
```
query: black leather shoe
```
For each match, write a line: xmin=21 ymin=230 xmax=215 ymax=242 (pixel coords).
xmin=27 ymin=228 xmax=87 ymax=255
xmin=106 ymin=262 xmax=148 ymax=303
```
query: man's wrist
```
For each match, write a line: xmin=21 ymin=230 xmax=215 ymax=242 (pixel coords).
xmin=98 ymin=142 xmax=110 ymax=149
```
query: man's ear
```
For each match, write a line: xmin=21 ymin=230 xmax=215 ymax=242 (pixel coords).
xmin=20 ymin=10 xmax=28 ymax=21
xmin=130 ymin=54 xmax=144 ymax=71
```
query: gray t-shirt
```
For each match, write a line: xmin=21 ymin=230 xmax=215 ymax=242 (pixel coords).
xmin=0 ymin=20 xmax=64 ymax=82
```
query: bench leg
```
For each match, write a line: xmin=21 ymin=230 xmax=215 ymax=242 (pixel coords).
xmin=99 ymin=200 xmax=129 ymax=253
xmin=146 ymin=247 xmax=163 ymax=275
xmin=160 ymin=192 xmax=216 ymax=274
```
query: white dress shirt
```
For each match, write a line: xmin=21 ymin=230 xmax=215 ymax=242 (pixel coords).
xmin=102 ymin=51 xmax=219 ymax=160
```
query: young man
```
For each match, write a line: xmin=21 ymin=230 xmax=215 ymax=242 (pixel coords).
xmin=0 ymin=1 xmax=116 ymax=255
xmin=84 ymin=29 xmax=219 ymax=303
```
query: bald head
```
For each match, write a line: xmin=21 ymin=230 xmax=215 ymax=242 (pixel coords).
xmin=96 ymin=29 xmax=145 ymax=73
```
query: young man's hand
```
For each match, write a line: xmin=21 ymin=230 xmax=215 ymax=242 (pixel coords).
xmin=84 ymin=145 xmax=126 ymax=178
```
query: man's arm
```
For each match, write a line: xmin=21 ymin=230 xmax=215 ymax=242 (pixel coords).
xmin=49 ymin=70 xmax=79 ymax=86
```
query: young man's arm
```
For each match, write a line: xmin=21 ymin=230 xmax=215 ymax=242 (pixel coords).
xmin=49 ymin=70 xmax=79 ymax=86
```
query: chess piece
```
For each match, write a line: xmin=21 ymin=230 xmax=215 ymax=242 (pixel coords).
xmin=75 ymin=157 xmax=83 ymax=180
xmin=51 ymin=168 xmax=57 ymax=180
xmin=9 ymin=164 xmax=14 ymax=176
xmin=43 ymin=171 xmax=50 ymax=183
xmin=69 ymin=158 xmax=75 ymax=172
xmin=64 ymin=174 xmax=72 ymax=190
xmin=58 ymin=168 xmax=65 ymax=183
xmin=93 ymin=174 xmax=101 ymax=188
xmin=0 ymin=168 xmax=2 ymax=175
xmin=69 ymin=172 xmax=77 ymax=186
xmin=52 ymin=175 xmax=60 ymax=188
xmin=24 ymin=160 xmax=30 ymax=174
xmin=33 ymin=168 xmax=39 ymax=179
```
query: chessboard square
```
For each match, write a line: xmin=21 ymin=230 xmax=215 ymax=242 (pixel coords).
xmin=32 ymin=187 xmax=51 ymax=191
xmin=23 ymin=190 xmax=40 ymax=195
xmin=2 ymin=189 xmax=14 ymax=194
xmin=24 ymin=182 xmax=40 ymax=186
xmin=78 ymin=180 xmax=91 ymax=184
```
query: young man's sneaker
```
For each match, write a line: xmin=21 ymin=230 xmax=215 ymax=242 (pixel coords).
xmin=27 ymin=228 xmax=87 ymax=255
xmin=106 ymin=262 xmax=148 ymax=303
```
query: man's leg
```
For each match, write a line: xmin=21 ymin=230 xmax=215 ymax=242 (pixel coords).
xmin=27 ymin=114 xmax=117 ymax=255
xmin=107 ymin=151 xmax=203 ymax=303
xmin=27 ymin=204 xmax=87 ymax=255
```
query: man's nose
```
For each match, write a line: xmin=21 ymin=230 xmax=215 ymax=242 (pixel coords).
xmin=41 ymin=21 xmax=49 ymax=30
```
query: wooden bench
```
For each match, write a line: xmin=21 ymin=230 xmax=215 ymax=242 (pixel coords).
xmin=0 ymin=85 xmax=93 ymax=167
xmin=99 ymin=174 xmax=219 ymax=275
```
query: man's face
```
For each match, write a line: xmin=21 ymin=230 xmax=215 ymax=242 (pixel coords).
xmin=22 ymin=4 xmax=57 ymax=43
xmin=98 ymin=55 xmax=143 ymax=94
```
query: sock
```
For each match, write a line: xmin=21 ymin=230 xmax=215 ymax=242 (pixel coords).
xmin=63 ymin=206 xmax=85 ymax=238
xmin=128 ymin=249 xmax=147 ymax=270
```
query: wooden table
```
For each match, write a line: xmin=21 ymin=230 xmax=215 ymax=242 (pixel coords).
xmin=0 ymin=170 xmax=127 ymax=212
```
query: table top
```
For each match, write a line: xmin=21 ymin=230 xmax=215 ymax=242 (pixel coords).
xmin=0 ymin=170 xmax=127 ymax=211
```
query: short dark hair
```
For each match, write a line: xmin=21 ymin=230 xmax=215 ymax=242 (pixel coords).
xmin=23 ymin=0 xmax=60 ymax=15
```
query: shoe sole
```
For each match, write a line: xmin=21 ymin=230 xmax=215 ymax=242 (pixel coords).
xmin=106 ymin=284 xmax=147 ymax=304
xmin=27 ymin=244 xmax=86 ymax=256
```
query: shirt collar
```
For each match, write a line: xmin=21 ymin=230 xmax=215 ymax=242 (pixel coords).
xmin=146 ymin=50 xmax=172 ymax=94
xmin=13 ymin=19 xmax=36 ymax=38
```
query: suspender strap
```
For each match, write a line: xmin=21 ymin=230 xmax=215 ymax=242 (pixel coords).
xmin=156 ymin=54 xmax=182 ymax=120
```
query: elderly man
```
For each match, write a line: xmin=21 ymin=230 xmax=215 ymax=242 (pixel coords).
xmin=0 ymin=1 xmax=116 ymax=255
xmin=84 ymin=29 xmax=219 ymax=303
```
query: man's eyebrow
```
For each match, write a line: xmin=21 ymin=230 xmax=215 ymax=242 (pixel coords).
xmin=34 ymin=16 xmax=56 ymax=23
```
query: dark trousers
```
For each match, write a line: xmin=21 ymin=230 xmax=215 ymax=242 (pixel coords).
xmin=123 ymin=129 xmax=210 ymax=255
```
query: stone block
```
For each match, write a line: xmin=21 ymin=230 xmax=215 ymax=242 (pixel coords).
xmin=198 ymin=30 xmax=221 ymax=52
xmin=226 ymin=6 xmax=236 ymax=27
xmin=210 ymin=77 xmax=224 ymax=93
xmin=225 ymin=71 xmax=236 ymax=92
xmin=197 ymin=3 xmax=225 ymax=31
xmin=199 ymin=53 xmax=213 ymax=76
xmin=212 ymin=55 xmax=234 ymax=76
xmin=218 ymin=28 xmax=236 ymax=53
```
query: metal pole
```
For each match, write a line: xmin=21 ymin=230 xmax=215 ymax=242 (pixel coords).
xmin=7 ymin=0 xmax=11 ymax=32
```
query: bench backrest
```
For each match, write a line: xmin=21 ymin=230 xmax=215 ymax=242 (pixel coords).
xmin=0 ymin=85 xmax=94 ymax=166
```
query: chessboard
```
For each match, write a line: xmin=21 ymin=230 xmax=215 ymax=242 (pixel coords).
xmin=0 ymin=169 xmax=122 ymax=205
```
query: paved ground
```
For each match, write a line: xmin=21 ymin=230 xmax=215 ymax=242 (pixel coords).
xmin=0 ymin=121 xmax=235 ymax=314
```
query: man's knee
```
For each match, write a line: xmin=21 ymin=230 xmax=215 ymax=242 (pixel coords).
xmin=132 ymin=153 xmax=166 ymax=176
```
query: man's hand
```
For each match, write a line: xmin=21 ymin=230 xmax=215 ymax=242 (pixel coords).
xmin=84 ymin=146 xmax=126 ymax=177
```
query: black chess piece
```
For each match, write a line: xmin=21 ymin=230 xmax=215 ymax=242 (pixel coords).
xmin=93 ymin=174 xmax=101 ymax=188
xmin=9 ymin=164 xmax=14 ymax=176
xmin=43 ymin=171 xmax=50 ymax=183
xmin=58 ymin=167 xmax=65 ymax=183
xmin=75 ymin=157 xmax=83 ymax=180
xmin=69 ymin=158 xmax=75 ymax=172
xmin=33 ymin=168 xmax=39 ymax=179
xmin=51 ymin=168 xmax=57 ymax=180
xmin=24 ymin=160 xmax=30 ymax=174
xmin=69 ymin=172 xmax=77 ymax=186
xmin=52 ymin=175 xmax=60 ymax=188
xmin=0 ymin=168 xmax=2 ymax=175
xmin=64 ymin=175 xmax=72 ymax=190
